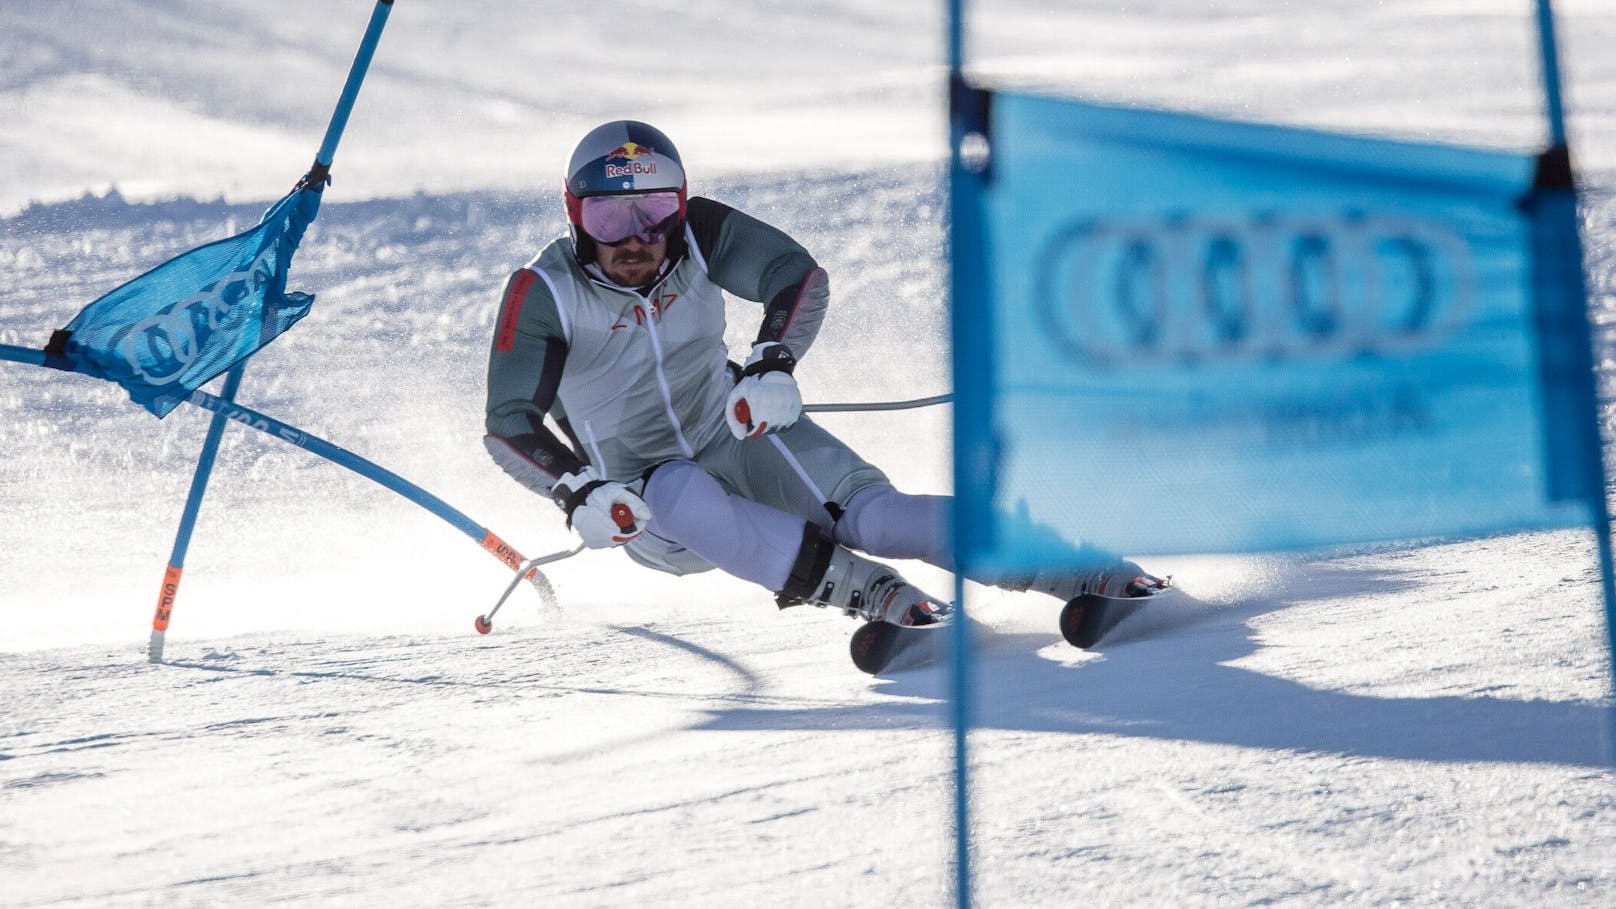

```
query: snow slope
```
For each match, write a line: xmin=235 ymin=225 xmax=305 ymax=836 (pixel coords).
xmin=6 ymin=0 xmax=1616 ymax=217
xmin=3 ymin=2 xmax=1615 ymax=906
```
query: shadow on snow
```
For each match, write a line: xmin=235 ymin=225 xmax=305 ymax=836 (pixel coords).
xmin=694 ymin=561 xmax=1613 ymax=768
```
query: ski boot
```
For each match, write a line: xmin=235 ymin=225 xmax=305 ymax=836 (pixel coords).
xmin=817 ymin=548 xmax=950 ymax=625
xmin=778 ymin=535 xmax=951 ymax=627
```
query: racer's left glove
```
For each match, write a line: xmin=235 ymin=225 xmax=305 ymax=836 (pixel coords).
xmin=725 ymin=342 xmax=802 ymax=440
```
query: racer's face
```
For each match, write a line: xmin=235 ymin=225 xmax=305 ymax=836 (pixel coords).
xmin=596 ymin=234 xmax=666 ymax=287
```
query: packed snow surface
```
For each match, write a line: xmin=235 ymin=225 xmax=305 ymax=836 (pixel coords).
xmin=2 ymin=2 xmax=1614 ymax=906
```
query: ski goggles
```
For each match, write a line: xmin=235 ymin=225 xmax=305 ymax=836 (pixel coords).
xmin=579 ymin=191 xmax=682 ymax=246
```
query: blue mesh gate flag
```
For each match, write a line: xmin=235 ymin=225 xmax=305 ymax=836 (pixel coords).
xmin=49 ymin=186 xmax=322 ymax=417
xmin=951 ymin=91 xmax=1601 ymax=569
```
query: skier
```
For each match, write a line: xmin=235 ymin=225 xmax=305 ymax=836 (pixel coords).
xmin=483 ymin=119 xmax=1163 ymax=631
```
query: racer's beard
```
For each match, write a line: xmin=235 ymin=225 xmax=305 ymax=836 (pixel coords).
xmin=597 ymin=238 xmax=667 ymax=287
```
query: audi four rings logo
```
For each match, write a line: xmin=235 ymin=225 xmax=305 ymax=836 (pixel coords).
xmin=109 ymin=246 xmax=280 ymax=385
xmin=1034 ymin=211 xmax=1477 ymax=367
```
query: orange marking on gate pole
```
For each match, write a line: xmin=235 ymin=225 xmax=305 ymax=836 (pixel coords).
xmin=480 ymin=531 xmax=525 ymax=571
xmin=152 ymin=565 xmax=183 ymax=631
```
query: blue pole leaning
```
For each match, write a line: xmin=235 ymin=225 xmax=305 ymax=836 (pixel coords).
xmin=0 ymin=345 xmax=46 ymax=368
xmin=1534 ymin=0 xmax=1616 ymax=756
xmin=1535 ymin=0 xmax=1569 ymax=148
xmin=315 ymin=0 xmax=394 ymax=170
xmin=181 ymin=388 xmax=494 ymax=544
xmin=180 ymin=387 xmax=544 ymax=603
xmin=147 ymin=364 xmax=247 ymax=662
xmin=147 ymin=0 xmax=395 ymax=658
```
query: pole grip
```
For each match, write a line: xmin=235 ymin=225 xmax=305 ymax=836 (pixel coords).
xmin=611 ymin=502 xmax=636 ymax=534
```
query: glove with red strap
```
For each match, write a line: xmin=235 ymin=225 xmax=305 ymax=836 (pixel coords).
xmin=725 ymin=342 xmax=802 ymax=440
xmin=551 ymin=466 xmax=651 ymax=548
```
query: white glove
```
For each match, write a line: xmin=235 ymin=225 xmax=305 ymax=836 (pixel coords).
xmin=551 ymin=467 xmax=652 ymax=548
xmin=726 ymin=342 xmax=803 ymax=440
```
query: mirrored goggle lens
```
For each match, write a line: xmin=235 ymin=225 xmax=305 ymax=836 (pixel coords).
xmin=580 ymin=192 xmax=682 ymax=245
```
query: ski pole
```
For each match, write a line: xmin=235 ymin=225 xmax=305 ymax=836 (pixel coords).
xmin=475 ymin=504 xmax=635 ymax=633
xmin=475 ymin=545 xmax=584 ymax=634
xmin=804 ymin=392 xmax=952 ymax=413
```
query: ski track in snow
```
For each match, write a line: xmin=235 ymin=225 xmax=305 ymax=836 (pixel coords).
xmin=4 ymin=1 xmax=1616 ymax=906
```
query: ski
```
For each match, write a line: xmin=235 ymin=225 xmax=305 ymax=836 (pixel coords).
xmin=849 ymin=619 xmax=948 ymax=675
xmin=853 ymin=584 xmax=1178 ymax=672
xmin=1059 ymin=588 xmax=1176 ymax=649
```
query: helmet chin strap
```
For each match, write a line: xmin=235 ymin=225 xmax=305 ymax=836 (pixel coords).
xmin=569 ymin=225 xmax=600 ymax=266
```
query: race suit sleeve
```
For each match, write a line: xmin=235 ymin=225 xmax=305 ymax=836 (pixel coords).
xmin=685 ymin=196 xmax=830 ymax=361
xmin=484 ymin=267 xmax=586 ymax=496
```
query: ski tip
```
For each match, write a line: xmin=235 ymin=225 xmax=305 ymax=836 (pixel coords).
xmin=1059 ymin=593 xmax=1131 ymax=649
xmin=1059 ymin=596 xmax=1096 ymax=648
xmin=850 ymin=620 xmax=901 ymax=674
xmin=850 ymin=618 xmax=954 ymax=675
xmin=1060 ymin=590 xmax=1164 ymax=649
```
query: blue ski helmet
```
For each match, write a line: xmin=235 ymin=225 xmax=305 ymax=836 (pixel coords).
xmin=564 ymin=120 xmax=688 ymax=261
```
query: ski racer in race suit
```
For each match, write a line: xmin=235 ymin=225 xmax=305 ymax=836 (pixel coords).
xmin=484 ymin=120 xmax=1162 ymax=627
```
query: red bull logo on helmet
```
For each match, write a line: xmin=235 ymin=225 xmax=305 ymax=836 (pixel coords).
xmin=606 ymin=142 xmax=652 ymax=161
xmin=604 ymin=142 xmax=658 ymax=178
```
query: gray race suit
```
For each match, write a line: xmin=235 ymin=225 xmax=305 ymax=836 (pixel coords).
xmin=484 ymin=197 xmax=891 ymax=577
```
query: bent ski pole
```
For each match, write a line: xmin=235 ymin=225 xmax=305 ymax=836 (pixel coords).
xmin=804 ymin=392 xmax=953 ymax=413
xmin=474 ymin=504 xmax=646 ymax=632
xmin=475 ymin=545 xmax=584 ymax=634
xmin=474 ymin=505 xmax=640 ymax=632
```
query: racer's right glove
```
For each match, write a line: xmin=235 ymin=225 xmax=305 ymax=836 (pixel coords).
xmin=551 ymin=466 xmax=651 ymax=548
